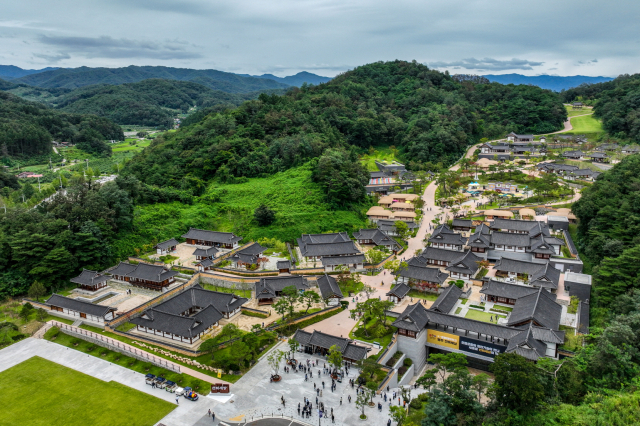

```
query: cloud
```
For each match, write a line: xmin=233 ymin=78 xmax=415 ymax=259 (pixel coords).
xmin=428 ymin=57 xmax=544 ymax=71
xmin=37 ymin=35 xmax=202 ymax=60
xmin=33 ymin=52 xmax=70 ymax=63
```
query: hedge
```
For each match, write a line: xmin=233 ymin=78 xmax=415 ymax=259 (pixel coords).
xmin=469 ymin=305 xmax=485 ymax=311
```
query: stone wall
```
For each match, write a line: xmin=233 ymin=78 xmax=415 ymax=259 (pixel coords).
xmin=397 ymin=329 xmax=427 ymax=375
xmin=398 ymin=364 xmax=415 ymax=387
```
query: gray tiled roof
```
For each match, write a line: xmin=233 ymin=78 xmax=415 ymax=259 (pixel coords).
xmin=239 ymin=243 xmax=267 ymax=256
xmin=46 ymin=294 xmax=114 ymax=317
xmin=353 ymin=228 xmax=399 ymax=248
xmin=198 ymin=258 xmax=214 ymax=268
xmin=298 ymin=240 xmax=361 ymax=258
xmin=299 ymin=232 xmax=351 ymax=244
xmin=131 ymin=305 xmax=223 ymax=339
xmin=321 ymin=254 xmax=365 ymax=266
xmin=108 ymin=262 xmax=137 ymax=277
xmin=529 ymin=263 xmax=561 ymax=289
xmin=126 ymin=263 xmax=178 ymax=283
xmin=429 ymin=225 xmax=467 ymax=246
xmin=452 ymin=219 xmax=473 ymax=228
xmin=193 ymin=247 xmax=219 ymax=257
xmin=181 ymin=228 xmax=242 ymax=244
xmin=155 ymin=238 xmax=179 ymax=250
xmin=562 ymin=150 xmax=584 ymax=157
xmin=317 ymin=274 xmax=343 ymax=300
xmin=494 ymin=257 xmax=546 ymax=275
xmin=292 ymin=329 xmax=367 ymax=361
xmin=391 ymin=302 xmax=431 ymax=332
xmin=377 ymin=219 xmax=419 ymax=233
xmin=153 ymin=284 xmax=248 ymax=315
xmin=387 ymin=283 xmax=411 ymax=299
xmin=276 ymin=260 xmax=291 ymax=269
xmin=422 ymin=247 xmax=466 ymax=263
xmin=490 ymin=231 xmax=531 ymax=247
xmin=507 ymin=288 xmax=561 ymax=330
xmin=529 ymin=236 xmax=557 ymax=255
xmin=505 ymin=324 xmax=547 ymax=360
xmin=429 ymin=285 xmax=462 ymax=314
xmin=255 ymin=276 xmax=309 ymax=299
xmin=445 ymin=251 xmax=481 ymax=275
xmin=480 ymin=280 xmax=539 ymax=300
xmin=396 ymin=263 xmax=448 ymax=284
xmin=70 ymin=269 xmax=109 ymax=287
xmin=467 ymin=232 xmax=491 ymax=249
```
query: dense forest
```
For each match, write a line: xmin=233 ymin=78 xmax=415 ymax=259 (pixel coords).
xmin=122 ymin=60 xmax=566 ymax=206
xmin=562 ymin=74 xmax=640 ymax=141
xmin=11 ymin=65 xmax=290 ymax=92
xmin=0 ymin=91 xmax=123 ymax=157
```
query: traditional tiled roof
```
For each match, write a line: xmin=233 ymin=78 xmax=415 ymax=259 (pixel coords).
xmin=126 ymin=263 xmax=178 ymax=283
xmin=562 ymin=150 xmax=584 ymax=157
xmin=480 ymin=280 xmax=539 ymax=300
xmin=428 ymin=225 xmax=467 ymax=246
xmin=45 ymin=294 xmax=114 ymax=317
xmin=422 ymin=247 xmax=467 ymax=263
xmin=377 ymin=219 xmax=419 ymax=233
xmin=198 ymin=258 xmax=214 ymax=268
xmin=239 ymin=243 xmax=267 ymax=256
xmin=255 ymin=276 xmax=309 ymax=299
xmin=429 ymin=285 xmax=462 ymax=314
xmin=494 ymin=257 xmax=547 ymax=275
xmin=452 ymin=219 xmax=473 ymax=229
xmin=108 ymin=262 xmax=137 ymax=277
xmin=467 ymin=231 xmax=491 ymax=249
xmin=317 ymin=274 xmax=343 ymax=300
xmin=292 ymin=329 xmax=367 ymax=361
xmin=445 ymin=251 xmax=482 ymax=275
xmin=298 ymin=239 xmax=361 ymax=258
xmin=299 ymin=232 xmax=351 ymax=244
xmin=70 ymin=269 xmax=110 ymax=287
xmin=505 ymin=323 xmax=548 ymax=361
xmin=155 ymin=238 xmax=179 ymax=250
xmin=321 ymin=254 xmax=365 ymax=266
xmin=352 ymin=228 xmax=399 ymax=248
xmin=396 ymin=263 xmax=448 ymax=284
xmin=276 ymin=260 xmax=291 ymax=270
xmin=490 ymin=231 xmax=531 ymax=247
xmin=193 ymin=247 xmax=219 ymax=257
xmin=131 ymin=305 xmax=223 ymax=339
xmin=529 ymin=262 xmax=561 ymax=289
xmin=153 ymin=284 xmax=247 ymax=315
xmin=507 ymin=287 xmax=561 ymax=329
xmin=387 ymin=283 xmax=410 ymax=299
xmin=181 ymin=228 xmax=242 ymax=244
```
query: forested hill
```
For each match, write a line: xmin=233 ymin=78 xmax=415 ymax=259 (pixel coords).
xmin=122 ymin=60 xmax=566 ymax=204
xmin=12 ymin=65 xmax=291 ymax=93
xmin=484 ymin=74 xmax=614 ymax=92
xmin=51 ymin=79 xmax=286 ymax=128
xmin=562 ymin=74 xmax=640 ymax=142
xmin=0 ymin=91 xmax=123 ymax=157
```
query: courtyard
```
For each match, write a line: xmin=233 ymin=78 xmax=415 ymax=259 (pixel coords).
xmin=0 ymin=356 xmax=174 ymax=426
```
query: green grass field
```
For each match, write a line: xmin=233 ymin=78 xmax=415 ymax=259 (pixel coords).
xmin=565 ymin=105 xmax=594 ymax=117
xmin=565 ymin=114 xmax=604 ymax=134
xmin=0 ymin=356 xmax=174 ymax=426
xmin=407 ymin=289 xmax=440 ymax=302
xmin=112 ymin=139 xmax=152 ymax=153
xmin=464 ymin=309 xmax=506 ymax=323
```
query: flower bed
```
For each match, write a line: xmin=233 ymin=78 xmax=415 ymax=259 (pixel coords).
xmin=469 ymin=304 xmax=485 ymax=311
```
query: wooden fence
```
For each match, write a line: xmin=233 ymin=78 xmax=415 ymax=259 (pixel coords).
xmin=50 ymin=321 xmax=181 ymax=372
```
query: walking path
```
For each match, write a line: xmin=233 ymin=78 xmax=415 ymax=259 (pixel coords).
xmin=547 ymin=112 xmax=595 ymax=134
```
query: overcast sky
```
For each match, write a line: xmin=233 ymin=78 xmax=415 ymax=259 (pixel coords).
xmin=0 ymin=0 xmax=637 ymax=77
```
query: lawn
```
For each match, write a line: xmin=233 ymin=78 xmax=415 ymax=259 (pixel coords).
xmin=564 ymin=114 xmax=604 ymax=134
xmin=407 ymin=289 xmax=440 ymax=302
xmin=464 ymin=309 xmax=506 ymax=323
xmin=203 ymin=283 xmax=252 ymax=298
xmin=565 ymin=105 xmax=594 ymax=117
xmin=349 ymin=315 xmax=397 ymax=349
xmin=0 ymin=356 xmax=174 ymax=426
xmin=112 ymin=139 xmax=152 ymax=153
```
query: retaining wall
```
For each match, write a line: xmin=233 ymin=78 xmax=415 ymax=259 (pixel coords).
xmin=398 ymin=364 xmax=415 ymax=387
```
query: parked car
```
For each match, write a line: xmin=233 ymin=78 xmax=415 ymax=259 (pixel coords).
xmin=165 ymin=381 xmax=177 ymax=393
xmin=155 ymin=377 xmax=167 ymax=389
xmin=145 ymin=374 xmax=156 ymax=385
xmin=183 ymin=387 xmax=199 ymax=401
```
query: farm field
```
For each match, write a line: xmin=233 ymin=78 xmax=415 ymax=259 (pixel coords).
xmin=0 ymin=356 xmax=174 ymax=426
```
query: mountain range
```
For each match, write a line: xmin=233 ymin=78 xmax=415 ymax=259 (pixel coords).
xmin=482 ymin=74 xmax=615 ymax=92
xmin=0 ymin=65 xmax=59 ymax=79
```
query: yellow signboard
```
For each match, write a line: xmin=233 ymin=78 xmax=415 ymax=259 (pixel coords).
xmin=427 ymin=329 xmax=460 ymax=350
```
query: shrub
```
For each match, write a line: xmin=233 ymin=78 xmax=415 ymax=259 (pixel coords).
xmin=469 ymin=304 xmax=485 ymax=310
xmin=410 ymin=399 xmax=423 ymax=409
xmin=403 ymin=358 xmax=413 ymax=367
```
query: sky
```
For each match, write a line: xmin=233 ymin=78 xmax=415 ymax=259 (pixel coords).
xmin=0 ymin=0 xmax=637 ymax=77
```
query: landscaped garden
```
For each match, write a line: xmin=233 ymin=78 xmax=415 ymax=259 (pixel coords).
xmin=0 ymin=356 xmax=175 ymax=426
xmin=406 ymin=289 xmax=440 ymax=302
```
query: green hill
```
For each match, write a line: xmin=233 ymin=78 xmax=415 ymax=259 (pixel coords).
xmin=122 ymin=60 xmax=566 ymax=200
xmin=12 ymin=65 xmax=291 ymax=93
xmin=0 ymin=91 xmax=123 ymax=158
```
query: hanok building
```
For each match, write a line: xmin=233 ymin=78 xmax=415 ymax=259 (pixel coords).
xmin=255 ymin=275 xmax=309 ymax=305
xmin=377 ymin=219 xmax=419 ymax=237
xmin=316 ymin=274 xmax=343 ymax=305
xmin=292 ymin=329 xmax=368 ymax=363
xmin=130 ymin=284 xmax=247 ymax=344
xmin=70 ymin=269 xmax=110 ymax=292
xmin=277 ymin=260 xmax=291 ymax=274
xmin=193 ymin=247 xmax=219 ymax=261
xmin=154 ymin=239 xmax=179 ymax=255
xmin=181 ymin=228 xmax=242 ymax=249
xmin=561 ymin=150 xmax=585 ymax=160
xmin=387 ymin=282 xmax=411 ymax=303
xmin=566 ymin=169 xmax=601 ymax=182
xmin=493 ymin=257 xmax=561 ymax=290
xmin=395 ymin=259 xmax=449 ymax=292
xmin=297 ymin=232 xmax=361 ymax=262
xmin=353 ymin=229 xmax=401 ymax=252
xmin=321 ymin=254 xmax=365 ymax=272
xmin=428 ymin=284 xmax=462 ymax=314
xmin=45 ymin=294 xmax=116 ymax=323
xmin=589 ymin=152 xmax=609 ymax=163
xmin=108 ymin=262 xmax=178 ymax=291
xmin=536 ymin=162 xmax=579 ymax=175
xmin=452 ymin=219 xmax=473 ymax=233
xmin=196 ymin=258 xmax=215 ymax=272
xmin=467 ymin=224 xmax=492 ymax=257
xmin=228 ymin=243 xmax=267 ymax=269
xmin=421 ymin=247 xmax=469 ymax=267
xmin=622 ymin=145 xmax=640 ymax=154
xmin=506 ymin=287 xmax=562 ymax=330
xmin=572 ymin=102 xmax=583 ymax=109
xmin=391 ymin=300 xmax=565 ymax=371
xmin=506 ymin=132 xmax=534 ymax=143
xmin=445 ymin=251 xmax=482 ymax=280
xmin=480 ymin=279 xmax=540 ymax=305
xmin=428 ymin=224 xmax=467 ymax=252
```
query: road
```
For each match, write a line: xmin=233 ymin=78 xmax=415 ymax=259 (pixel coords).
xmin=546 ymin=112 xmax=596 ymax=135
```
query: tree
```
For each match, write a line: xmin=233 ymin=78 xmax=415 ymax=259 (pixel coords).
xmin=471 ymin=373 xmax=490 ymax=403
xmin=267 ymin=349 xmax=285 ymax=379
xmin=28 ymin=280 xmax=46 ymax=302
xmin=288 ymin=336 xmax=300 ymax=357
xmin=490 ymin=352 xmax=545 ymax=413
xmin=35 ymin=307 xmax=48 ymax=322
xmin=362 ymin=284 xmax=375 ymax=300
xmin=363 ymin=298 xmax=395 ymax=327
xmin=273 ymin=298 xmax=289 ymax=321
xmin=300 ymin=290 xmax=321 ymax=313
xmin=19 ymin=302 xmax=33 ymax=322
xmin=395 ymin=220 xmax=410 ymax=240
xmin=416 ymin=369 xmax=437 ymax=392
xmin=421 ymin=389 xmax=456 ymax=426
xmin=355 ymin=387 xmax=370 ymax=419
xmin=327 ymin=344 xmax=343 ymax=375
xmin=389 ymin=405 xmax=407 ymax=426
xmin=254 ymin=204 xmax=276 ymax=226
xmin=350 ymin=302 xmax=369 ymax=337
xmin=428 ymin=352 xmax=468 ymax=383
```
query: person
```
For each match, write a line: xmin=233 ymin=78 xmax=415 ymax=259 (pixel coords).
xmin=331 ymin=413 xmax=335 ymax=424
xmin=348 ymin=395 xmax=351 ymax=403
xmin=314 ymin=383 xmax=316 ymax=390
xmin=387 ymin=419 xmax=392 ymax=426
xmin=378 ymin=402 xmax=382 ymax=411
xmin=340 ymin=397 xmax=342 ymax=405
xmin=322 ymin=381 xmax=325 ymax=389
xmin=175 ymin=396 xmax=179 ymax=405
xmin=212 ymin=412 xmax=215 ymax=423
xmin=305 ymin=373 xmax=308 ymax=381
xmin=208 ymin=409 xmax=212 ymax=417
xmin=384 ymin=393 xmax=387 ymax=401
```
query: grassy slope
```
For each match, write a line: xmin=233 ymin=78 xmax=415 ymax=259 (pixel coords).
xmin=112 ymin=165 xmax=374 ymax=257
xmin=565 ymin=114 xmax=604 ymax=134
xmin=359 ymin=147 xmax=400 ymax=172
xmin=0 ymin=356 xmax=174 ymax=426
xmin=565 ymin=105 xmax=594 ymax=117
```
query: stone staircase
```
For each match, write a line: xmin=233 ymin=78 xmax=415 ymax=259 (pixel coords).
xmin=72 ymin=319 xmax=83 ymax=327
xmin=32 ymin=323 xmax=52 ymax=339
